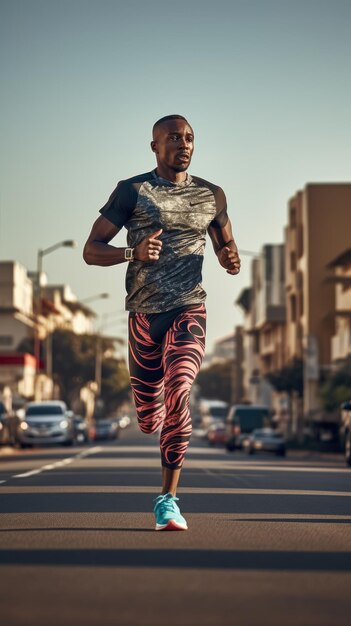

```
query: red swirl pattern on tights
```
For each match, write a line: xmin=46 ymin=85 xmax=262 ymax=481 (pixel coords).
xmin=128 ymin=305 xmax=206 ymax=469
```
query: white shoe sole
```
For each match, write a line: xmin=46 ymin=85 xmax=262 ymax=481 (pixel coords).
xmin=155 ymin=519 xmax=188 ymax=531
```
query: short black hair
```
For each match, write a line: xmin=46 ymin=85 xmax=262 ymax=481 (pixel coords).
xmin=153 ymin=114 xmax=189 ymax=135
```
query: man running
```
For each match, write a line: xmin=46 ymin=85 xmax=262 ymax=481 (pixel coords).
xmin=83 ymin=114 xmax=241 ymax=530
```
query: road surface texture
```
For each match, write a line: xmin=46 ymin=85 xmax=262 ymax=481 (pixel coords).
xmin=1 ymin=421 xmax=351 ymax=626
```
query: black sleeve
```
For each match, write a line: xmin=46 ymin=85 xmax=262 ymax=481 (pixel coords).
xmin=99 ymin=179 xmax=137 ymax=228
xmin=209 ymin=186 xmax=229 ymax=229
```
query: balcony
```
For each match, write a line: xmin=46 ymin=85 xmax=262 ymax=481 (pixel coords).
xmin=256 ymin=305 xmax=286 ymax=329
xmin=331 ymin=332 xmax=351 ymax=362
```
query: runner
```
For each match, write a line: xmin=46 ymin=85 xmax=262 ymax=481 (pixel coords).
xmin=83 ymin=114 xmax=241 ymax=530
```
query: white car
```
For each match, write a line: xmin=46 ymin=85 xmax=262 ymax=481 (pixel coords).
xmin=17 ymin=401 xmax=75 ymax=448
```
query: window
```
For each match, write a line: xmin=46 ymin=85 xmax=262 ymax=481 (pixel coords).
xmin=290 ymin=252 xmax=296 ymax=272
xmin=299 ymin=291 xmax=304 ymax=316
xmin=290 ymin=207 xmax=297 ymax=228
xmin=0 ymin=336 xmax=13 ymax=347
xmin=290 ymin=295 xmax=297 ymax=323
xmin=297 ymin=225 xmax=304 ymax=257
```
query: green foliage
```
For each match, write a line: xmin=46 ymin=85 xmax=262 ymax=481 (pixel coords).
xmin=196 ymin=360 xmax=233 ymax=404
xmin=101 ymin=357 xmax=131 ymax=415
xmin=320 ymin=360 xmax=351 ymax=411
xmin=267 ymin=358 xmax=303 ymax=397
xmin=17 ymin=330 xmax=130 ymax=412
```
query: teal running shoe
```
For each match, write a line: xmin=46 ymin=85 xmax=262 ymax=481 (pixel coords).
xmin=153 ymin=493 xmax=188 ymax=531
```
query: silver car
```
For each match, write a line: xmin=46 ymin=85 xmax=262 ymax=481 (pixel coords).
xmin=243 ymin=428 xmax=286 ymax=457
xmin=17 ymin=401 xmax=75 ymax=448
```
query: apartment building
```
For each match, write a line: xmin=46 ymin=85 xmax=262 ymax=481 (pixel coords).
xmin=0 ymin=260 xmax=97 ymax=401
xmin=236 ymin=284 xmax=259 ymax=402
xmin=236 ymin=244 xmax=286 ymax=406
xmin=0 ymin=261 xmax=35 ymax=352
xmin=285 ymin=183 xmax=351 ymax=417
xmin=327 ymin=248 xmax=351 ymax=366
xmin=43 ymin=284 xmax=96 ymax=336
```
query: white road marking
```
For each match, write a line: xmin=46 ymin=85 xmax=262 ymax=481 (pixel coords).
xmin=13 ymin=469 xmax=43 ymax=478
xmin=12 ymin=446 xmax=103 ymax=479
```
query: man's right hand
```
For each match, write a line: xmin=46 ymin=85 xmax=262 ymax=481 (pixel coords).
xmin=134 ymin=229 xmax=163 ymax=262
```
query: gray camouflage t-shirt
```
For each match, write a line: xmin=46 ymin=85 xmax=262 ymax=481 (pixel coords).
xmin=99 ymin=170 xmax=228 ymax=313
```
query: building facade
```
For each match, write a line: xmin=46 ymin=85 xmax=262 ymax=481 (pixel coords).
xmin=0 ymin=260 xmax=97 ymax=403
xmin=285 ymin=183 xmax=351 ymax=418
xmin=327 ymin=248 xmax=351 ymax=366
xmin=237 ymin=244 xmax=286 ymax=407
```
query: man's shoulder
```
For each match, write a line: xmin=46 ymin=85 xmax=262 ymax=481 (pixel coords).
xmin=191 ymin=174 xmax=223 ymax=194
xmin=118 ymin=171 xmax=155 ymax=188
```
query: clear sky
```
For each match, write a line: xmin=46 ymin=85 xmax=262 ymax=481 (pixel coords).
xmin=1 ymin=0 xmax=350 ymax=352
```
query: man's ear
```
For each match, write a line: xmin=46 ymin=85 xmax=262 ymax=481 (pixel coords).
xmin=150 ymin=140 xmax=157 ymax=153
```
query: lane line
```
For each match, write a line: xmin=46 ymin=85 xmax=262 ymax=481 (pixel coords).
xmin=12 ymin=446 xmax=103 ymax=480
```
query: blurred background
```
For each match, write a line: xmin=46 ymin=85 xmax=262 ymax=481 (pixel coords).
xmin=1 ymin=0 xmax=351 ymax=451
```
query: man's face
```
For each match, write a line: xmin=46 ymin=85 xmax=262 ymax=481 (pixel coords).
xmin=151 ymin=119 xmax=194 ymax=173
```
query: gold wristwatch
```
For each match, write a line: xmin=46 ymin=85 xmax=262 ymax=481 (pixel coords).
xmin=124 ymin=247 xmax=135 ymax=262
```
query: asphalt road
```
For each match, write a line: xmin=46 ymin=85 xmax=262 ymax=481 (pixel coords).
xmin=1 ymin=422 xmax=351 ymax=626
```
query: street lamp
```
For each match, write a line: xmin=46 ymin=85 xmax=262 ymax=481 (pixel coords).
xmin=94 ymin=312 xmax=127 ymax=397
xmin=34 ymin=239 xmax=77 ymax=398
xmin=239 ymin=249 xmax=261 ymax=258
xmin=80 ymin=293 xmax=110 ymax=304
xmin=37 ymin=240 xmax=77 ymax=283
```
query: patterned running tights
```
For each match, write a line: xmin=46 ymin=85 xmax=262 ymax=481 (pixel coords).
xmin=128 ymin=304 xmax=206 ymax=469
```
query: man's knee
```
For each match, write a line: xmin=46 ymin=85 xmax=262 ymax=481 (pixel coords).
xmin=136 ymin=406 xmax=164 ymax=434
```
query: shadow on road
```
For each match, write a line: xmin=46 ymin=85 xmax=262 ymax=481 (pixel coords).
xmin=1 ymin=491 xmax=351 ymax=515
xmin=0 ymin=548 xmax=350 ymax=571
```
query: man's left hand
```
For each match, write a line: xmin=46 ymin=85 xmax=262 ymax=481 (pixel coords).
xmin=218 ymin=246 xmax=241 ymax=275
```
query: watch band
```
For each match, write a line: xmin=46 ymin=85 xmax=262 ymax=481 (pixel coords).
xmin=125 ymin=247 xmax=135 ymax=261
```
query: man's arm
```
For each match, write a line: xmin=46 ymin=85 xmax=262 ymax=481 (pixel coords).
xmin=83 ymin=215 xmax=163 ymax=266
xmin=208 ymin=218 xmax=241 ymax=275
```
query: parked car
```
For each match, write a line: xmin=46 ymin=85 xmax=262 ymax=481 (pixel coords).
xmin=225 ymin=404 xmax=271 ymax=451
xmin=199 ymin=399 xmax=229 ymax=430
xmin=340 ymin=401 xmax=351 ymax=467
xmin=17 ymin=401 xmax=76 ymax=448
xmin=243 ymin=428 xmax=286 ymax=456
xmin=94 ymin=419 xmax=120 ymax=441
xmin=0 ymin=414 xmax=10 ymax=445
xmin=207 ymin=421 xmax=227 ymax=446
xmin=118 ymin=415 xmax=131 ymax=429
xmin=0 ymin=401 xmax=12 ymax=445
xmin=73 ymin=415 xmax=92 ymax=444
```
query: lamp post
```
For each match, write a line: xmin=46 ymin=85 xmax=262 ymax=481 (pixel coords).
xmin=37 ymin=240 xmax=77 ymax=285
xmin=81 ymin=293 xmax=110 ymax=305
xmin=34 ymin=239 xmax=77 ymax=399
xmin=94 ymin=312 xmax=127 ymax=397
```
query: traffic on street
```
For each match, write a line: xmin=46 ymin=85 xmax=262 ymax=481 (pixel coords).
xmin=1 ymin=418 xmax=351 ymax=626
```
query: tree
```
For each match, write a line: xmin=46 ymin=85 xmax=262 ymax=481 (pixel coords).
xmin=267 ymin=358 xmax=303 ymax=397
xmin=17 ymin=329 xmax=130 ymax=412
xmin=196 ymin=360 xmax=233 ymax=404
xmin=320 ymin=358 xmax=351 ymax=411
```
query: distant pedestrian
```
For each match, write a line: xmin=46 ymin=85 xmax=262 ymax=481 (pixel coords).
xmin=83 ymin=114 xmax=241 ymax=530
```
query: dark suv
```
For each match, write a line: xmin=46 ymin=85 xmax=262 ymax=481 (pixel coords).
xmin=225 ymin=404 xmax=271 ymax=451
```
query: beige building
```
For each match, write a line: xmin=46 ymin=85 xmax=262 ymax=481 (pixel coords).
xmin=285 ymin=183 xmax=351 ymax=418
xmin=0 ymin=261 xmax=35 ymax=352
xmin=327 ymin=248 xmax=351 ymax=366
xmin=0 ymin=260 xmax=97 ymax=402
xmin=236 ymin=244 xmax=286 ymax=406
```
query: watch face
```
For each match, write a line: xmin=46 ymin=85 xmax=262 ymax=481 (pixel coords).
xmin=125 ymin=248 xmax=134 ymax=260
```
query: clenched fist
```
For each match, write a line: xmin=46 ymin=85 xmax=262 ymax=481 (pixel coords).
xmin=218 ymin=245 xmax=241 ymax=275
xmin=134 ymin=229 xmax=163 ymax=262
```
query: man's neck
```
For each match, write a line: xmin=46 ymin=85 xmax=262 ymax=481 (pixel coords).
xmin=155 ymin=165 xmax=187 ymax=184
